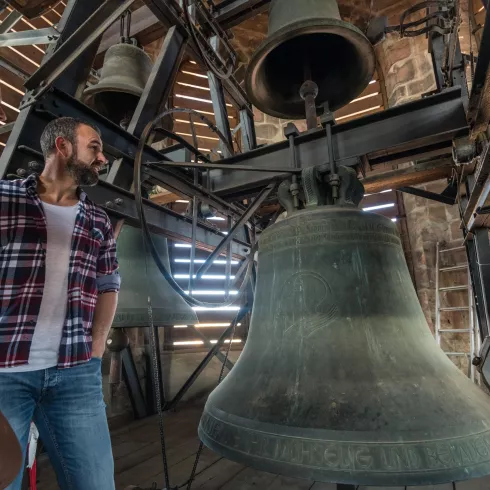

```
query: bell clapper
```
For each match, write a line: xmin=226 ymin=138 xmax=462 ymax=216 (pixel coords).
xmin=300 ymin=80 xmax=319 ymax=131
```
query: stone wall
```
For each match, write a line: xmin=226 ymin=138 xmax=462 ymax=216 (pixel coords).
xmin=376 ymin=29 xmax=472 ymax=373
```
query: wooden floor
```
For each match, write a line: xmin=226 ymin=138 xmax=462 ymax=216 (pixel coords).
xmin=35 ymin=405 xmax=490 ymax=490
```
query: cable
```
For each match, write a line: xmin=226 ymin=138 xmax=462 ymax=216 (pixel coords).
xmin=134 ymin=107 xmax=255 ymax=309
xmin=182 ymin=0 xmax=236 ymax=80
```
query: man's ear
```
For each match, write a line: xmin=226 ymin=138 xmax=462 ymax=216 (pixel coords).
xmin=54 ymin=136 xmax=70 ymax=159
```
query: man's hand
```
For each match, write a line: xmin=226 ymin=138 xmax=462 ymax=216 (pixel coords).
xmin=91 ymin=292 xmax=118 ymax=359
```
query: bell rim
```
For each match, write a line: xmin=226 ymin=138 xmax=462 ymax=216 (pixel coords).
xmin=83 ymin=82 xmax=145 ymax=101
xmin=199 ymin=407 xmax=490 ymax=486
xmin=245 ymin=18 xmax=376 ymax=120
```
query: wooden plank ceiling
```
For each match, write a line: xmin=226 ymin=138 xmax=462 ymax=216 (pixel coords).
xmin=0 ymin=2 xmax=67 ymax=152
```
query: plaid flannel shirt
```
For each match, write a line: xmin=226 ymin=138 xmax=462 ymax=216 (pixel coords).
xmin=0 ymin=174 xmax=120 ymax=369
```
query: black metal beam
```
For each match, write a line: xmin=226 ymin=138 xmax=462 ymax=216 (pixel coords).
xmin=397 ymin=186 xmax=455 ymax=205
xmin=195 ymin=184 xmax=274 ymax=279
xmin=143 ymin=0 xmax=251 ymax=111
xmin=122 ymin=346 xmax=148 ymax=419
xmin=3 ymin=88 xmax=251 ymax=224
xmin=208 ymin=36 xmax=233 ymax=157
xmin=188 ymin=326 xmax=234 ymax=370
xmin=213 ymin=0 xmax=271 ymax=30
xmin=465 ymin=142 xmax=490 ymax=231
xmin=240 ymin=107 xmax=257 ymax=152
xmin=467 ymin=229 xmax=490 ymax=340
xmin=208 ymin=87 xmax=468 ymax=198
xmin=467 ymin=4 xmax=490 ymax=137
xmin=85 ymin=181 xmax=251 ymax=256
xmin=0 ymin=0 xmax=104 ymax=178
xmin=129 ymin=26 xmax=186 ymax=138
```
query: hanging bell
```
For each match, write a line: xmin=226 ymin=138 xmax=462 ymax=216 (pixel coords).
xmin=199 ymin=206 xmax=490 ymax=486
xmin=83 ymin=42 xmax=153 ymax=125
xmin=113 ymin=225 xmax=198 ymax=327
xmin=246 ymin=0 xmax=376 ymax=119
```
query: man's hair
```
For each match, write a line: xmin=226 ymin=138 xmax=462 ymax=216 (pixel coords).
xmin=40 ymin=117 xmax=101 ymax=158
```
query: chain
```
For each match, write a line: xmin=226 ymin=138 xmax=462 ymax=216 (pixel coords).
xmin=120 ymin=10 xmax=132 ymax=44
xmin=147 ymin=298 xmax=172 ymax=490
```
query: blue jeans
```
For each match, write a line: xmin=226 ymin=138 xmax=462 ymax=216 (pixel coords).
xmin=0 ymin=358 xmax=115 ymax=490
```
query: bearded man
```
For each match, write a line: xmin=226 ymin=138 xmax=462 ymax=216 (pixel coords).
xmin=0 ymin=117 xmax=120 ymax=489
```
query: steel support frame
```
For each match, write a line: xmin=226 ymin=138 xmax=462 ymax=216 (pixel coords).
xmin=467 ymin=3 xmax=490 ymax=137
xmin=397 ymin=186 xmax=455 ymax=205
xmin=207 ymin=36 xmax=234 ymax=158
xmin=0 ymin=27 xmax=59 ymax=47
xmin=208 ymin=87 xmax=469 ymax=199
xmin=143 ymin=0 xmax=251 ymax=111
xmin=0 ymin=9 xmax=22 ymax=34
xmin=212 ymin=0 xmax=271 ymax=29
xmin=163 ymin=306 xmax=248 ymax=412
xmin=467 ymin=229 xmax=490 ymax=341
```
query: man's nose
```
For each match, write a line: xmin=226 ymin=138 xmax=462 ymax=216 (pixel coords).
xmin=97 ymin=152 xmax=108 ymax=165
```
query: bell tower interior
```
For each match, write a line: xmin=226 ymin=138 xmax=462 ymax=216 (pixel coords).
xmin=1 ymin=0 xmax=490 ymax=489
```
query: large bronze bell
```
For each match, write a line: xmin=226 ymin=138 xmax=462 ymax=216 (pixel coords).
xmin=246 ymin=0 xmax=376 ymax=119
xmin=83 ymin=42 xmax=153 ymax=125
xmin=113 ymin=225 xmax=198 ymax=327
xmin=199 ymin=207 xmax=490 ymax=486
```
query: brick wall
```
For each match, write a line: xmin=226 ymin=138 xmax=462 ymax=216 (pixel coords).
xmin=376 ymin=29 xmax=471 ymax=372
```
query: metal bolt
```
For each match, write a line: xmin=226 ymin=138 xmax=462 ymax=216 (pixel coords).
xmin=105 ymin=201 xmax=115 ymax=209
xmin=16 ymin=168 xmax=26 ymax=177
xmin=114 ymin=198 xmax=124 ymax=206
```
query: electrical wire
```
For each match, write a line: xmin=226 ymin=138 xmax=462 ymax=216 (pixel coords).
xmin=134 ymin=107 xmax=256 ymax=309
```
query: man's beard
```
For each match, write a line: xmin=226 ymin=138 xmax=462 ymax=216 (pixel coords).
xmin=66 ymin=153 xmax=99 ymax=187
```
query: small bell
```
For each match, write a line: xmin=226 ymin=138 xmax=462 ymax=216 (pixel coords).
xmin=113 ymin=225 xmax=198 ymax=328
xmin=83 ymin=42 xmax=153 ymax=125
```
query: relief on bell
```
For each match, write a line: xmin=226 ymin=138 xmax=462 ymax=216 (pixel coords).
xmin=275 ymin=271 xmax=339 ymax=341
xmin=199 ymin=206 xmax=490 ymax=487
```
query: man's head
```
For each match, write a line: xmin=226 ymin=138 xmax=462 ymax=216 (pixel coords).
xmin=40 ymin=117 xmax=107 ymax=186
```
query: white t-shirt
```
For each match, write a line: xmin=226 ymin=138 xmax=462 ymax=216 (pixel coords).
xmin=0 ymin=201 xmax=78 ymax=372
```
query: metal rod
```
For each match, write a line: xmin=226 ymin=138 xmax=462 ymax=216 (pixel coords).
xmin=0 ymin=122 xmax=15 ymax=135
xmin=225 ymin=216 xmax=233 ymax=300
xmin=163 ymin=309 xmax=247 ymax=411
xmin=0 ymin=10 xmax=22 ymax=34
xmin=195 ymin=184 xmax=274 ymax=280
xmin=0 ymin=27 xmax=59 ymax=47
xmin=189 ymin=117 xmax=199 ymax=297
xmin=146 ymin=161 xmax=302 ymax=173
xmin=435 ymin=242 xmax=441 ymax=346
xmin=0 ymin=58 xmax=29 ymax=80
xmin=188 ymin=326 xmax=234 ymax=370
xmin=121 ymin=346 xmax=148 ymax=419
